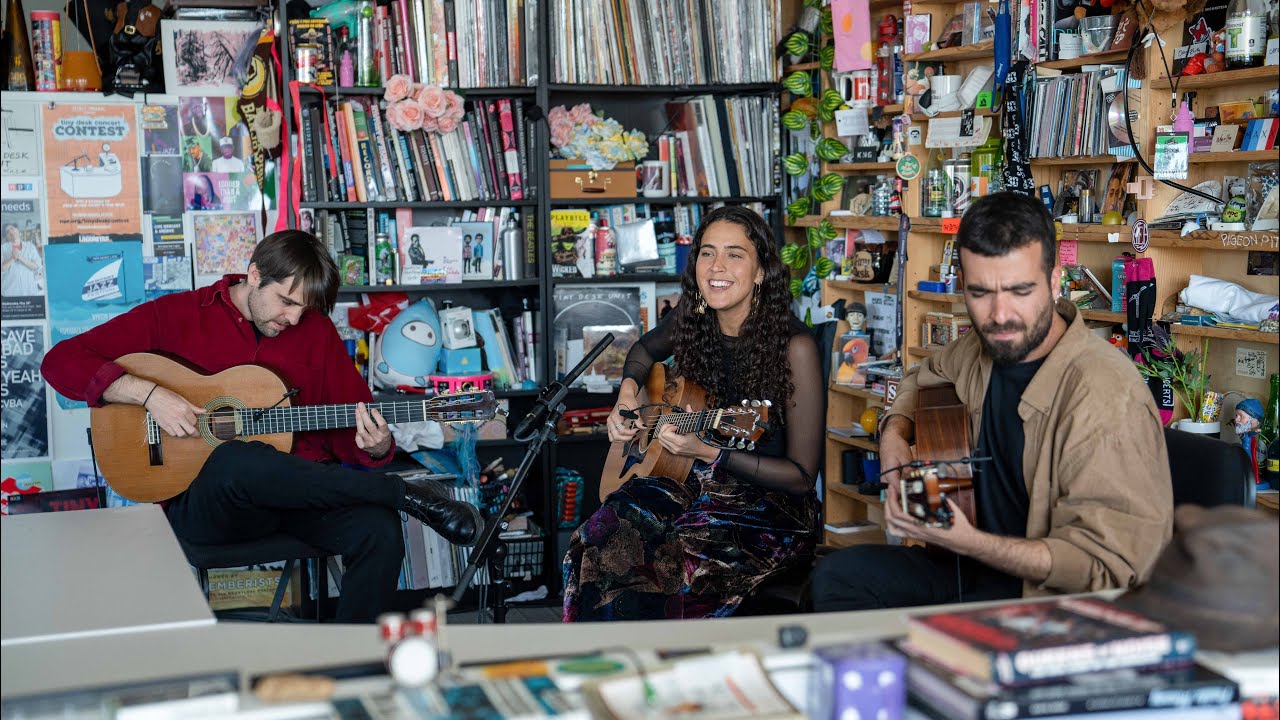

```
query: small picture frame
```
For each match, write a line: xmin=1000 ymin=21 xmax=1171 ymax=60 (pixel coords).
xmin=161 ymin=19 xmax=262 ymax=97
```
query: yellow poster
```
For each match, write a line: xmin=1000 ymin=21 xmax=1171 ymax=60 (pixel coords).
xmin=206 ymin=568 xmax=292 ymax=611
xmin=42 ymin=104 xmax=142 ymax=244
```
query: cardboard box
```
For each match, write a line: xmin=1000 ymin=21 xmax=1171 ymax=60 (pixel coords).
xmin=549 ymin=160 xmax=636 ymax=199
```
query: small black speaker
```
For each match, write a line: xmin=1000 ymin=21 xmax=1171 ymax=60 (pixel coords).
xmin=842 ymin=448 xmax=867 ymax=485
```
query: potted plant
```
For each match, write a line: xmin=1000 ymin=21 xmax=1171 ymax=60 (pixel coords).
xmin=1135 ymin=327 xmax=1219 ymax=434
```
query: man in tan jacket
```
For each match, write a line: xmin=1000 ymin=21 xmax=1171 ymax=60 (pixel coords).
xmin=811 ymin=192 xmax=1173 ymax=611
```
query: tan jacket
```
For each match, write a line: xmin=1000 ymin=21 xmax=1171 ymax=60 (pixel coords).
xmin=885 ymin=299 xmax=1173 ymax=597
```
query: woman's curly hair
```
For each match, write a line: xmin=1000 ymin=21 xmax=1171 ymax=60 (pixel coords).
xmin=669 ymin=206 xmax=795 ymax=418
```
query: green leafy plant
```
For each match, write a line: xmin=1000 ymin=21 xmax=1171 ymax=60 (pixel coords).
xmin=1135 ymin=329 xmax=1213 ymax=423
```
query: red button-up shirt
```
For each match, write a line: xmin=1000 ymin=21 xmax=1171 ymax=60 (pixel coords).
xmin=41 ymin=274 xmax=393 ymax=497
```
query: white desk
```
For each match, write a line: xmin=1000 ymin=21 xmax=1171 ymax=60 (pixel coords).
xmin=0 ymin=505 xmax=214 ymax=647
xmin=0 ymin=607 xmax=915 ymax=700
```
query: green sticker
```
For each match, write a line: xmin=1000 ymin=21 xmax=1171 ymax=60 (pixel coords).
xmin=896 ymin=155 xmax=921 ymax=181
xmin=555 ymin=657 xmax=627 ymax=675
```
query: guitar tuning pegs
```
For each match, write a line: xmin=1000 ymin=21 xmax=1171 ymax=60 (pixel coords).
xmin=740 ymin=399 xmax=748 ymax=406
xmin=763 ymin=400 xmax=772 ymax=408
xmin=746 ymin=441 xmax=755 ymax=451
xmin=750 ymin=399 xmax=760 ymax=407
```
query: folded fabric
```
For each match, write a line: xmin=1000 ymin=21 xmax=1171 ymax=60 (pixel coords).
xmin=390 ymin=420 xmax=444 ymax=452
xmin=1179 ymin=274 xmax=1279 ymax=324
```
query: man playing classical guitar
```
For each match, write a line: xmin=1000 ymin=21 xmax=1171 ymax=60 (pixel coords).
xmin=42 ymin=231 xmax=481 ymax=623
xmin=812 ymin=193 xmax=1173 ymax=611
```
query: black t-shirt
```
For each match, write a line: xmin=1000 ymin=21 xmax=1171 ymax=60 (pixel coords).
xmin=970 ymin=357 xmax=1044 ymax=595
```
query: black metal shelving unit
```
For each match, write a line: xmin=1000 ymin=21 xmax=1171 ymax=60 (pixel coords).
xmin=277 ymin=0 xmax=786 ymax=603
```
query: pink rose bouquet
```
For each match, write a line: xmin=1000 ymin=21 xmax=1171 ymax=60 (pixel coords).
xmin=383 ymin=74 xmax=467 ymax=136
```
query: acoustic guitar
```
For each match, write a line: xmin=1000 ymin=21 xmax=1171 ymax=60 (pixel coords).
xmin=598 ymin=363 xmax=770 ymax=501
xmin=897 ymin=384 xmax=978 ymax=528
xmin=91 ymin=353 xmax=498 ymax=503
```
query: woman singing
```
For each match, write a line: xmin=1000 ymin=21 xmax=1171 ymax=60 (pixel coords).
xmin=562 ymin=206 xmax=823 ymax=621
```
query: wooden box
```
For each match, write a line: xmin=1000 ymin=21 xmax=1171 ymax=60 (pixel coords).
xmin=549 ymin=160 xmax=636 ymax=199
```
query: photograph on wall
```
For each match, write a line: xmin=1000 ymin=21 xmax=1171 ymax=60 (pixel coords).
xmin=140 ymin=103 xmax=180 ymax=155
xmin=46 ymin=242 xmax=145 ymax=409
xmin=1 ymin=322 xmax=52 ymax=460
xmin=1 ymin=197 xmax=47 ymax=320
xmin=1 ymin=103 xmax=41 ymax=177
xmin=655 ymin=282 xmax=681 ymax=324
xmin=188 ymin=211 xmax=260 ymax=287
xmin=162 ymin=20 xmax=261 ymax=97
xmin=183 ymin=171 xmax=262 ymax=212
xmin=42 ymin=104 xmax=143 ymax=244
xmin=145 ymin=255 xmax=194 ymax=300
xmin=141 ymin=155 xmax=184 ymax=215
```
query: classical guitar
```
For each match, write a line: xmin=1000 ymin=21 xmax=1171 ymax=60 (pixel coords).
xmin=598 ymin=362 xmax=770 ymax=501
xmin=897 ymin=384 xmax=978 ymax=528
xmin=91 ymin=353 xmax=498 ymax=503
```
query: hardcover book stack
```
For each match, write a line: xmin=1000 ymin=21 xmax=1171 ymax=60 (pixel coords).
xmin=297 ymin=96 xmax=534 ymax=205
xmin=902 ymin=597 xmax=1241 ymax=720
xmin=549 ymin=0 xmax=776 ymax=85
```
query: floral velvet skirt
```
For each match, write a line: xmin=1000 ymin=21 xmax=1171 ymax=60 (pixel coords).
xmin=562 ymin=462 xmax=817 ymax=622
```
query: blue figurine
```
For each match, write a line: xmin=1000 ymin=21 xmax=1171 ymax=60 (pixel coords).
xmin=373 ymin=298 xmax=442 ymax=390
xmin=1233 ymin=398 xmax=1266 ymax=488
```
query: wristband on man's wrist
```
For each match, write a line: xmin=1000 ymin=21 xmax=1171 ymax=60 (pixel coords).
xmin=143 ymin=383 xmax=159 ymax=408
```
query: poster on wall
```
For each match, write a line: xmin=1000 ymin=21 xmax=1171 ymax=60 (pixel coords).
xmin=1 ymin=195 xmax=47 ymax=320
xmin=0 ymin=461 xmax=54 ymax=515
xmin=140 ymin=103 xmax=180 ymax=155
xmin=45 ymin=242 xmax=145 ymax=409
xmin=2 ymin=103 xmax=42 ymax=177
xmin=42 ymin=104 xmax=143 ymax=244
xmin=188 ymin=211 xmax=260 ymax=287
xmin=1 ymin=322 xmax=52 ymax=460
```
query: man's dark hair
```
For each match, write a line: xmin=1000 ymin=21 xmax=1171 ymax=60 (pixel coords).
xmin=956 ymin=191 xmax=1056 ymax=279
xmin=249 ymin=230 xmax=339 ymax=315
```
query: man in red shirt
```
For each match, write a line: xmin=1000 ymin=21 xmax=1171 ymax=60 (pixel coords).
xmin=42 ymin=231 xmax=481 ymax=623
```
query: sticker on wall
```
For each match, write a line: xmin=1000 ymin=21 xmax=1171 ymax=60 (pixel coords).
xmin=1131 ymin=218 xmax=1149 ymax=253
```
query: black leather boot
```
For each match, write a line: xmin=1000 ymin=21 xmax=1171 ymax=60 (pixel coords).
xmin=401 ymin=477 xmax=483 ymax=546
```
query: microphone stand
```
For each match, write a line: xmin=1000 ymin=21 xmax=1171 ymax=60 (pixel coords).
xmin=450 ymin=333 xmax=616 ymax=622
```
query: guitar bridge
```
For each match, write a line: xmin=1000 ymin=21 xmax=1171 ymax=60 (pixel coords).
xmin=145 ymin=413 xmax=164 ymax=466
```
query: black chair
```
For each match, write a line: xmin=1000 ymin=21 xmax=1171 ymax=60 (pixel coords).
xmin=178 ymin=534 xmax=340 ymax=622
xmin=1164 ymin=427 xmax=1257 ymax=509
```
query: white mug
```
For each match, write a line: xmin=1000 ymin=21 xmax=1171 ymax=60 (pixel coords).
xmin=639 ymin=161 xmax=670 ymax=198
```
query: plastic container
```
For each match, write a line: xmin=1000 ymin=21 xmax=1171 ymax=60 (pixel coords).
xmin=29 ymin=11 xmax=60 ymax=92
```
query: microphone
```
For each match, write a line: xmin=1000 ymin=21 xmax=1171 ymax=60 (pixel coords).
xmin=513 ymin=333 xmax=615 ymax=441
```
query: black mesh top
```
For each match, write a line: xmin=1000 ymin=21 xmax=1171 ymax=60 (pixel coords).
xmin=620 ymin=313 xmax=824 ymax=495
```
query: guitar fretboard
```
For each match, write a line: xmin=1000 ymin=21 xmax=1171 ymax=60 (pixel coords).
xmin=148 ymin=397 xmax=490 ymax=439
xmin=651 ymin=410 xmax=721 ymax=434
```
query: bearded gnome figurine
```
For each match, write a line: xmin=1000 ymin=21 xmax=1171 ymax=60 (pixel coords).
xmin=1234 ymin=398 xmax=1265 ymax=484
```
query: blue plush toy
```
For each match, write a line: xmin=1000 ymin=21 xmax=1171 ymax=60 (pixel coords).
xmin=373 ymin=298 xmax=442 ymax=390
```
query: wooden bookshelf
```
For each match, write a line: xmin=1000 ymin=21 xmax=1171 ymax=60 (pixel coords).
xmin=828 ymin=483 xmax=884 ymax=505
xmin=830 ymin=384 xmax=886 ymax=401
xmin=909 ymin=107 xmax=999 ymax=121
xmin=1167 ymin=325 xmax=1280 ymax=344
xmin=783 ymin=62 xmax=821 ymax=73
xmin=786 ymin=215 xmax=822 ymax=228
xmin=1080 ymin=309 xmax=1127 ymax=323
xmin=1036 ymin=49 xmax=1131 ymax=71
xmin=1030 ymin=155 xmax=1132 ymax=166
xmin=825 ymin=279 xmax=892 ymax=292
xmin=828 ymin=433 xmax=880 ymax=452
xmin=907 ymin=290 xmax=964 ymax=304
xmin=828 ymin=161 xmax=897 ymax=172
xmin=1187 ymin=150 xmax=1279 ymax=164
xmin=1148 ymin=229 xmax=1279 ymax=251
xmin=826 ymin=215 xmax=902 ymax=231
xmin=905 ymin=40 xmax=994 ymax=62
xmin=1152 ymin=66 xmax=1278 ymax=89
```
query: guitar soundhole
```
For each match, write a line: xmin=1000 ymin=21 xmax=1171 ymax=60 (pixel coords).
xmin=206 ymin=404 xmax=241 ymax=442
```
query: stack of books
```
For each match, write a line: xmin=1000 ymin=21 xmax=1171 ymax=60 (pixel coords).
xmin=901 ymin=596 xmax=1241 ymax=719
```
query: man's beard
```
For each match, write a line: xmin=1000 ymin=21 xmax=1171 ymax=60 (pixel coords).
xmin=976 ymin=302 xmax=1054 ymax=366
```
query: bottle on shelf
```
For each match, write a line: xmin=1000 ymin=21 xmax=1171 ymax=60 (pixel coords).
xmin=1261 ymin=373 xmax=1279 ymax=447
xmin=921 ymin=151 xmax=952 ymax=218
xmin=375 ymin=233 xmax=396 ymax=285
xmin=594 ymin=216 xmax=616 ymax=277
xmin=1225 ymin=0 xmax=1269 ymax=68
xmin=3 ymin=0 xmax=35 ymax=91
xmin=969 ymin=138 xmax=1004 ymax=199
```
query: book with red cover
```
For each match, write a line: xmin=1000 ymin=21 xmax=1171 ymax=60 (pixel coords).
xmin=906 ymin=597 xmax=1197 ymax=687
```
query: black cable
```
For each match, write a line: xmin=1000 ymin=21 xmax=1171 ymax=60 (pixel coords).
xmin=1121 ymin=26 xmax=1223 ymax=207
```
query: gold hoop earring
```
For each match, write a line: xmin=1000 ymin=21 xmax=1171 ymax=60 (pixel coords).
xmin=695 ymin=293 xmax=707 ymax=315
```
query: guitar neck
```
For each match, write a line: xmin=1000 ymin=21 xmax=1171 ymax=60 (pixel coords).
xmin=236 ymin=400 xmax=460 ymax=436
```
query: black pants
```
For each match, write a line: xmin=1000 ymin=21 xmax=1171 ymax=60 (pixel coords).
xmin=166 ymin=441 xmax=407 ymax=623
xmin=810 ymin=544 xmax=1022 ymax=613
